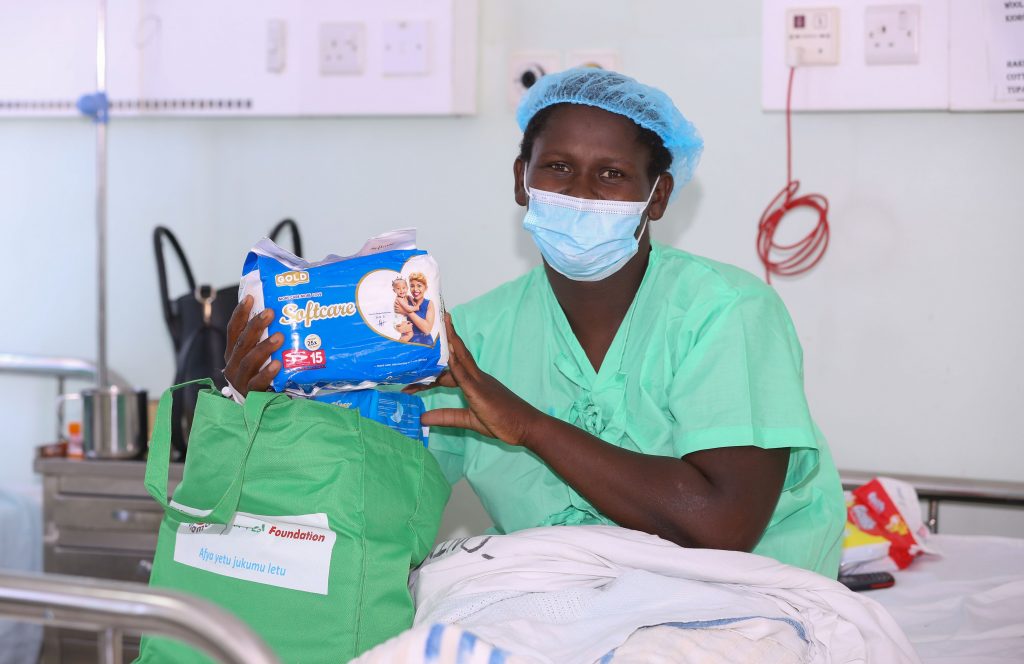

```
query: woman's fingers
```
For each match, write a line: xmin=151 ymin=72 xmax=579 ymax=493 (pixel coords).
xmin=421 ymin=408 xmax=492 ymax=437
xmin=226 ymin=309 xmax=273 ymax=370
xmin=443 ymin=312 xmax=463 ymax=348
xmin=443 ymin=313 xmax=479 ymax=381
xmin=444 ymin=313 xmax=472 ymax=361
xmin=423 ymin=371 xmax=459 ymax=389
xmin=224 ymin=296 xmax=253 ymax=363
xmin=236 ymin=332 xmax=284 ymax=380
xmin=435 ymin=371 xmax=459 ymax=388
xmin=402 ymin=371 xmax=457 ymax=395
xmin=247 ymin=359 xmax=281 ymax=393
xmin=225 ymin=307 xmax=280 ymax=396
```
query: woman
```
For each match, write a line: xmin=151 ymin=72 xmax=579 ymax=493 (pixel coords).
xmin=225 ymin=68 xmax=845 ymax=578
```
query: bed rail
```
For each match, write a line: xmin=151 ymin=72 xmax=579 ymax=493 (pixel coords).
xmin=840 ymin=469 xmax=1024 ymax=534
xmin=0 ymin=569 xmax=280 ymax=664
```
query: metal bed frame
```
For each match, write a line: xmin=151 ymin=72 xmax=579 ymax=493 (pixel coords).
xmin=0 ymin=570 xmax=280 ymax=664
xmin=839 ymin=469 xmax=1024 ymax=533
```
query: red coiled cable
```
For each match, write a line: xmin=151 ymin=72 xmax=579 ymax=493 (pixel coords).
xmin=757 ymin=67 xmax=830 ymax=284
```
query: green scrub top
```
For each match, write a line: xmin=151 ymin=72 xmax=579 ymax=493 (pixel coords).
xmin=424 ymin=242 xmax=846 ymax=577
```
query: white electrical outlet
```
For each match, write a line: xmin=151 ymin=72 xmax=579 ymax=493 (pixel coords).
xmin=319 ymin=22 xmax=365 ymax=76
xmin=381 ymin=20 xmax=431 ymax=76
xmin=565 ymin=50 xmax=620 ymax=71
xmin=785 ymin=7 xmax=840 ymax=66
xmin=508 ymin=51 xmax=562 ymax=108
xmin=865 ymin=5 xmax=920 ymax=66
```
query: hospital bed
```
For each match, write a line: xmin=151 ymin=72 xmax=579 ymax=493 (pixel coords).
xmin=0 ymin=570 xmax=279 ymax=664
xmin=837 ymin=470 xmax=1024 ymax=664
xmin=1 ymin=470 xmax=1022 ymax=663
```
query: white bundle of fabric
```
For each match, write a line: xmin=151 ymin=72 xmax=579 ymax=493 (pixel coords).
xmin=355 ymin=525 xmax=919 ymax=664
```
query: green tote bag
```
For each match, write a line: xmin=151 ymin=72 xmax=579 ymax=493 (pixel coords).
xmin=136 ymin=380 xmax=450 ymax=663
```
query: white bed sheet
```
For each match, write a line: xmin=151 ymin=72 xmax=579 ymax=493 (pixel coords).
xmin=406 ymin=526 xmax=918 ymax=663
xmin=868 ymin=533 xmax=1024 ymax=664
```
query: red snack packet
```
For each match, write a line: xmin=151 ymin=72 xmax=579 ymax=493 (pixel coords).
xmin=849 ymin=479 xmax=924 ymax=569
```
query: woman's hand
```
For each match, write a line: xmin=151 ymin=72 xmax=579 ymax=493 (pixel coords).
xmin=223 ymin=295 xmax=283 ymax=397
xmin=410 ymin=313 xmax=541 ymax=446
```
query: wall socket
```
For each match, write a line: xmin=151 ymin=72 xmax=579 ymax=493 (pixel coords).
xmin=865 ymin=5 xmax=921 ymax=66
xmin=508 ymin=51 xmax=561 ymax=107
xmin=785 ymin=7 xmax=840 ymax=66
xmin=381 ymin=20 xmax=430 ymax=76
xmin=319 ymin=22 xmax=365 ymax=75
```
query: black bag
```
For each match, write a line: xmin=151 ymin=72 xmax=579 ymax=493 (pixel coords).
xmin=154 ymin=219 xmax=302 ymax=458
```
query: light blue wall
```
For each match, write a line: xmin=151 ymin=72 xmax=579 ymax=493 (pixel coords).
xmin=2 ymin=1 xmax=1022 ymax=535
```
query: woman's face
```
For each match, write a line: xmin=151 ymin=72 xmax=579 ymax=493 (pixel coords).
xmin=514 ymin=105 xmax=668 ymax=211
xmin=409 ymin=280 xmax=425 ymax=302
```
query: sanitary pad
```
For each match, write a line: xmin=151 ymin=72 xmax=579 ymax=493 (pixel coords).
xmin=315 ymin=389 xmax=429 ymax=447
xmin=239 ymin=229 xmax=449 ymax=394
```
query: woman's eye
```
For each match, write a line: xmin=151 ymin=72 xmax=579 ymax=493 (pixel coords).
xmin=547 ymin=162 xmax=570 ymax=172
xmin=600 ymin=168 xmax=624 ymax=179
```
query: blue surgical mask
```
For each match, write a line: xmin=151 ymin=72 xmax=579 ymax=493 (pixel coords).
xmin=523 ymin=177 xmax=660 ymax=282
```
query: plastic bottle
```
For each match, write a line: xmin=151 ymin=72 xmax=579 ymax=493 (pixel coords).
xmin=67 ymin=421 xmax=84 ymax=459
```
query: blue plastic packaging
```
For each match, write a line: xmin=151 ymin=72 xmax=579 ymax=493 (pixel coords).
xmin=240 ymin=230 xmax=448 ymax=394
xmin=315 ymin=389 xmax=429 ymax=447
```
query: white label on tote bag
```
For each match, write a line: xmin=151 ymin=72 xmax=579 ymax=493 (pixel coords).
xmin=173 ymin=511 xmax=336 ymax=595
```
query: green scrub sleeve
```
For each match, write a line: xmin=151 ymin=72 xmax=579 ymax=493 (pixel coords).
xmin=667 ymin=283 xmax=821 ymax=491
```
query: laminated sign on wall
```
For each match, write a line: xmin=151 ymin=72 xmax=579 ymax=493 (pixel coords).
xmin=989 ymin=0 xmax=1024 ymax=101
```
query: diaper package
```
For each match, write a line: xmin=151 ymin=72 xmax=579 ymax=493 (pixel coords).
xmin=315 ymin=389 xmax=429 ymax=447
xmin=240 ymin=229 xmax=449 ymax=394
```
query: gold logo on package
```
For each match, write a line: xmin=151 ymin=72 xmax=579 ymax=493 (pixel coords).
xmin=275 ymin=271 xmax=310 ymax=287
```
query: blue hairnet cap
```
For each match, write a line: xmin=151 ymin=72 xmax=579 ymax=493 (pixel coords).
xmin=516 ymin=67 xmax=704 ymax=195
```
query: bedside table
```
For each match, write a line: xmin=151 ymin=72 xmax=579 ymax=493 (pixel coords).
xmin=34 ymin=457 xmax=183 ymax=663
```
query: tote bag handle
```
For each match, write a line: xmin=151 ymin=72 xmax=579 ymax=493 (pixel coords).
xmin=146 ymin=381 xmax=288 ymax=524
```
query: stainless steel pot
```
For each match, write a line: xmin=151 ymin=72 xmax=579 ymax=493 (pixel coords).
xmin=57 ymin=386 xmax=148 ymax=459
